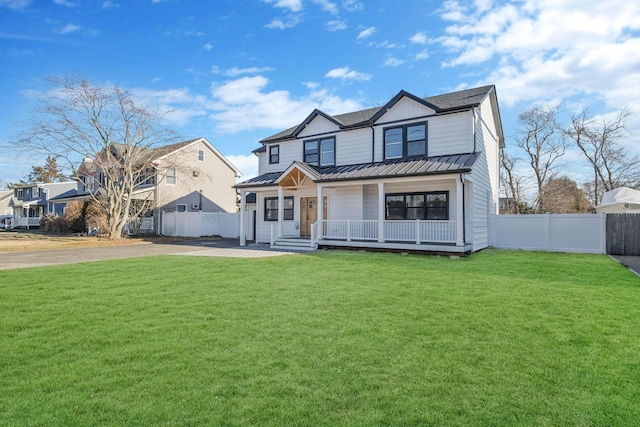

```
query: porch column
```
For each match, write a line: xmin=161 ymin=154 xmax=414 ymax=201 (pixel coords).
xmin=239 ymin=189 xmax=246 ymax=246
xmin=277 ymin=186 xmax=284 ymax=238
xmin=456 ymin=177 xmax=464 ymax=246
xmin=317 ymin=185 xmax=324 ymax=239
xmin=378 ymin=182 xmax=385 ymax=243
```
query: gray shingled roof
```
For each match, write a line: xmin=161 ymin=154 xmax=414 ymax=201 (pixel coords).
xmin=235 ymin=153 xmax=479 ymax=188
xmin=260 ymin=85 xmax=495 ymax=143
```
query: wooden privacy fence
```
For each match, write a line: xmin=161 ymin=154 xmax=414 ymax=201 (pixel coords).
xmin=606 ymin=214 xmax=640 ymax=255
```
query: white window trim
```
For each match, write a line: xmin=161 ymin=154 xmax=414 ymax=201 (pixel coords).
xmin=198 ymin=149 xmax=205 ymax=162
xmin=166 ymin=168 xmax=177 ymax=186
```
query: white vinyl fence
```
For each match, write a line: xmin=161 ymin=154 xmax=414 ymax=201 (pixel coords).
xmin=162 ymin=211 xmax=240 ymax=238
xmin=492 ymin=213 xmax=606 ymax=254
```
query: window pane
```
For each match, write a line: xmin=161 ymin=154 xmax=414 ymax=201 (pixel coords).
xmin=407 ymin=140 xmax=426 ymax=156
xmin=320 ymin=139 xmax=335 ymax=166
xmin=406 ymin=207 xmax=425 ymax=220
xmin=426 ymin=208 xmax=448 ymax=220
xmin=305 ymin=140 xmax=318 ymax=164
xmin=406 ymin=194 xmax=425 ymax=207
xmin=386 ymin=195 xmax=405 ymax=219
xmin=407 ymin=125 xmax=425 ymax=141
xmin=427 ymin=193 xmax=447 ymax=207
xmin=283 ymin=198 xmax=293 ymax=209
xmin=385 ymin=142 xmax=402 ymax=159
xmin=385 ymin=128 xmax=402 ymax=143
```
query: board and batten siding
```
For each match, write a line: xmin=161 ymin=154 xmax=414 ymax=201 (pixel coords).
xmin=297 ymin=116 xmax=340 ymax=138
xmin=374 ymin=97 xmax=435 ymax=123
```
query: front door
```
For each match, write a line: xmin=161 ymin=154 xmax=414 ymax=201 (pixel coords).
xmin=300 ymin=197 xmax=317 ymax=237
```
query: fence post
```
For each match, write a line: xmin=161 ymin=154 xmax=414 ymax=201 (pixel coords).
xmin=600 ymin=213 xmax=607 ymax=254
xmin=545 ymin=213 xmax=551 ymax=251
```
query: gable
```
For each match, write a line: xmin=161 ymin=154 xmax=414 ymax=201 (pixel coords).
xmin=373 ymin=96 xmax=435 ymax=124
xmin=297 ymin=115 xmax=340 ymax=138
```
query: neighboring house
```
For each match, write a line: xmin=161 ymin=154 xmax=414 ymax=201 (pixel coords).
xmin=235 ymin=85 xmax=504 ymax=254
xmin=73 ymin=137 xmax=242 ymax=234
xmin=7 ymin=182 xmax=77 ymax=228
xmin=595 ymin=187 xmax=640 ymax=213
xmin=0 ymin=190 xmax=12 ymax=227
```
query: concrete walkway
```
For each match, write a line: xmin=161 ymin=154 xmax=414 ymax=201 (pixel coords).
xmin=0 ymin=239 xmax=299 ymax=270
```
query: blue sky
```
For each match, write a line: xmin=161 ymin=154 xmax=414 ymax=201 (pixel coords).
xmin=1 ymin=0 xmax=639 ymax=187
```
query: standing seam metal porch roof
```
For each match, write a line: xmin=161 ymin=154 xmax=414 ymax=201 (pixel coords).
xmin=235 ymin=153 xmax=479 ymax=188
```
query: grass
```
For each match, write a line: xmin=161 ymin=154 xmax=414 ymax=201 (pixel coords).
xmin=1 ymin=249 xmax=639 ymax=426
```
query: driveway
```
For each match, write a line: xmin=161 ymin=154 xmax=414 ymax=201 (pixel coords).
xmin=611 ymin=255 xmax=640 ymax=276
xmin=0 ymin=239 xmax=298 ymax=270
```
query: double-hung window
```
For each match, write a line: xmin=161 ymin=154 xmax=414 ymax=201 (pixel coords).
xmin=269 ymin=145 xmax=279 ymax=164
xmin=166 ymin=168 xmax=177 ymax=185
xmin=385 ymin=191 xmax=449 ymax=220
xmin=304 ymin=137 xmax=335 ymax=166
xmin=198 ymin=149 xmax=205 ymax=161
xmin=384 ymin=122 xmax=427 ymax=160
xmin=264 ymin=196 xmax=294 ymax=221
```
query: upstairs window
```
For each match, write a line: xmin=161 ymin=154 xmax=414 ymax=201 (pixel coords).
xmin=385 ymin=191 xmax=448 ymax=220
xmin=264 ymin=196 xmax=294 ymax=221
xmin=32 ymin=188 xmax=39 ymax=198
xmin=304 ymin=137 xmax=335 ymax=166
xmin=269 ymin=145 xmax=280 ymax=164
xmin=16 ymin=189 xmax=23 ymax=198
xmin=198 ymin=149 xmax=205 ymax=161
xmin=166 ymin=168 xmax=177 ymax=185
xmin=384 ymin=122 xmax=427 ymax=160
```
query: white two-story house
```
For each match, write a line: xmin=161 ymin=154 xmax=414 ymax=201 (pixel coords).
xmin=235 ymin=85 xmax=504 ymax=254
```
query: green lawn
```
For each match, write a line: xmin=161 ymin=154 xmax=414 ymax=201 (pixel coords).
xmin=1 ymin=249 xmax=639 ymax=426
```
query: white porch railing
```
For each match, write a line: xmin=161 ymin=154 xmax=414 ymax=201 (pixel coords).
xmin=9 ymin=217 xmax=41 ymax=229
xmin=320 ymin=219 xmax=457 ymax=244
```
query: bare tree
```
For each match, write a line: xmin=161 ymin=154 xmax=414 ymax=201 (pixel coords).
xmin=19 ymin=75 xmax=178 ymax=239
xmin=566 ymin=108 xmax=638 ymax=205
xmin=513 ymin=107 xmax=567 ymax=213
xmin=500 ymin=150 xmax=528 ymax=213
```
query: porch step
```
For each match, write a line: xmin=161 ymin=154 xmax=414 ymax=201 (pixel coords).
xmin=271 ymin=238 xmax=317 ymax=252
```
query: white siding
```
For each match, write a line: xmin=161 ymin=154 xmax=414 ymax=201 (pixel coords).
xmin=298 ymin=116 xmax=340 ymax=137
xmin=374 ymin=97 xmax=434 ymax=123
xmin=468 ymin=96 xmax=501 ymax=251
xmin=428 ymin=112 xmax=474 ymax=156
xmin=326 ymin=186 xmax=362 ymax=220
xmin=257 ymin=151 xmax=267 ymax=175
xmin=265 ymin=140 xmax=300 ymax=173
xmin=336 ymin=128 xmax=372 ymax=165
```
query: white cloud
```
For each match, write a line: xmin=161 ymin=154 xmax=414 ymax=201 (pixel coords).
xmin=265 ymin=15 xmax=302 ymax=29
xmin=342 ymin=0 xmax=363 ymax=12
xmin=57 ymin=23 xmax=81 ymax=34
xmin=0 ymin=0 xmax=31 ymax=10
xmin=410 ymin=31 xmax=427 ymax=45
xmin=225 ymin=67 xmax=274 ymax=77
xmin=434 ymin=0 xmax=640 ymax=114
xmin=312 ymin=0 xmax=338 ymax=14
xmin=101 ymin=1 xmax=118 ymax=9
xmin=225 ymin=154 xmax=259 ymax=180
xmin=262 ymin=0 xmax=302 ymax=12
xmin=356 ymin=26 xmax=375 ymax=40
xmin=203 ymin=43 xmax=213 ymax=51
xmin=209 ymin=75 xmax=364 ymax=133
xmin=53 ymin=0 xmax=74 ymax=6
xmin=324 ymin=66 xmax=371 ymax=81
xmin=326 ymin=20 xmax=347 ymax=31
xmin=384 ymin=57 xmax=404 ymax=67
xmin=415 ymin=49 xmax=429 ymax=60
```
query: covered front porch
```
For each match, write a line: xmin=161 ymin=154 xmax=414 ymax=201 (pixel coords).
xmin=238 ymin=160 xmax=472 ymax=254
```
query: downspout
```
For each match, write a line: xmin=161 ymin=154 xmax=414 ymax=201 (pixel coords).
xmin=370 ymin=125 xmax=375 ymax=163
xmin=460 ymin=172 xmax=466 ymax=244
xmin=472 ymin=108 xmax=478 ymax=153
